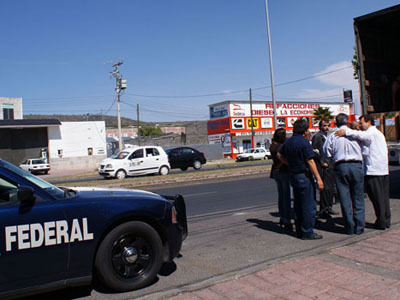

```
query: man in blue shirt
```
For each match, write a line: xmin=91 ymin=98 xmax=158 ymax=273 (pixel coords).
xmin=278 ymin=118 xmax=324 ymax=240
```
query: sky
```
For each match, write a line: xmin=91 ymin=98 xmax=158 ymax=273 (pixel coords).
xmin=1 ymin=0 xmax=399 ymax=122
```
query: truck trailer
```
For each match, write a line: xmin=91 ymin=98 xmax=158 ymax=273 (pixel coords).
xmin=354 ymin=4 xmax=400 ymax=163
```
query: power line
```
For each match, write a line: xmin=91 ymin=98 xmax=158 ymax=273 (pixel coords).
xmin=124 ymin=65 xmax=352 ymax=99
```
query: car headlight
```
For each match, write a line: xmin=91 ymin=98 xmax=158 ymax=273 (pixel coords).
xmin=105 ymin=164 xmax=113 ymax=168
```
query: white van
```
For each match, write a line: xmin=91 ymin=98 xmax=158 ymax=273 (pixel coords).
xmin=98 ymin=146 xmax=170 ymax=179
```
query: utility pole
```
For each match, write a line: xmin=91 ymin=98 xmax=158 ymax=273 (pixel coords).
xmin=137 ymin=104 xmax=140 ymax=146
xmin=249 ymin=88 xmax=255 ymax=148
xmin=110 ymin=61 xmax=127 ymax=152
xmin=264 ymin=0 xmax=278 ymax=131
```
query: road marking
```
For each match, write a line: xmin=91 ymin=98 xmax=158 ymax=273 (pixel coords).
xmin=233 ymin=212 xmax=248 ymax=216
xmin=185 ymin=191 xmax=217 ymax=197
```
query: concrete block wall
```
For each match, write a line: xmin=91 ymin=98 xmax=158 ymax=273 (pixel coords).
xmin=50 ymin=155 xmax=106 ymax=172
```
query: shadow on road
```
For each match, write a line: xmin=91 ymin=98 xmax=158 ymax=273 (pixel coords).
xmin=247 ymin=218 xmax=297 ymax=238
xmin=248 ymin=215 xmax=350 ymax=237
xmin=24 ymin=285 xmax=93 ymax=300
xmin=22 ymin=262 xmax=179 ymax=299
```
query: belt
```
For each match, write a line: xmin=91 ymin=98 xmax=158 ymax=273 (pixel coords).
xmin=334 ymin=160 xmax=362 ymax=166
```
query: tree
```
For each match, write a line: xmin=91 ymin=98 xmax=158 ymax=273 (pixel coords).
xmin=352 ymin=46 xmax=360 ymax=80
xmin=313 ymin=107 xmax=333 ymax=121
xmin=138 ymin=125 xmax=163 ymax=136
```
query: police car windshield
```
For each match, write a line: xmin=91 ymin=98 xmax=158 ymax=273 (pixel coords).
xmin=1 ymin=160 xmax=64 ymax=199
xmin=111 ymin=151 xmax=130 ymax=159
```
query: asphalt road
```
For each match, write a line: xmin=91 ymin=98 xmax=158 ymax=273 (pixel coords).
xmin=47 ymin=160 xmax=270 ymax=185
xmin=30 ymin=168 xmax=400 ymax=300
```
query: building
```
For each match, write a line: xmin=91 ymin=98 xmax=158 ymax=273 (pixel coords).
xmin=160 ymin=126 xmax=186 ymax=134
xmin=0 ymin=97 xmax=22 ymax=120
xmin=48 ymin=121 xmax=107 ymax=170
xmin=207 ymin=100 xmax=355 ymax=158
xmin=106 ymin=127 xmax=138 ymax=139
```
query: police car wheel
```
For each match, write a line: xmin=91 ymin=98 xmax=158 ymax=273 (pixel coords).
xmin=193 ymin=160 xmax=202 ymax=170
xmin=95 ymin=221 xmax=163 ymax=292
xmin=159 ymin=166 xmax=169 ymax=176
xmin=115 ymin=169 xmax=126 ymax=180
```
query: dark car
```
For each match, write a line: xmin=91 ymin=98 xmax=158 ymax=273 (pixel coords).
xmin=166 ymin=147 xmax=207 ymax=171
xmin=0 ymin=159 xmax=187 ymax=299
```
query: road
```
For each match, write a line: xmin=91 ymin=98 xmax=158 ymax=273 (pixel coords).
xmin=31 ymin=168 xmax=400 ymax=300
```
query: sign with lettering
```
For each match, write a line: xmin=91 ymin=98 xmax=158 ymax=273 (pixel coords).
xmin=231 ymin=118 xmax=244 ymax=130
xmin=246 ymin=118 xmax=259 ymax=129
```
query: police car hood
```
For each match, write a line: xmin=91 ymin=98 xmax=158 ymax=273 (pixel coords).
xmin=71 ymin=186 xmax=165 ymax=201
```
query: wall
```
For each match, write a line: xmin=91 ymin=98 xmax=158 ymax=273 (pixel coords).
xmin=160 ymin=127 xmax=186 ymax=134
xmin=48 ymin=121 xmax=107 ymax=159
xmin=106 ymin=127 xmax=138 ymax=138
xmin=0 ymin=97 xmax=23 ymax=119
xmin=50 ymin=155 xmax=106 ymax=171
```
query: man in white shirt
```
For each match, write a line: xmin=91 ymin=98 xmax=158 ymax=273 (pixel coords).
xmin=323 ymin=113 xmax=365 ymax=235
xmin=335 ymin=115 xmax=390 ymax=230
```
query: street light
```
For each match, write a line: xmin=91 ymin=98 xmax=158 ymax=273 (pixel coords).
xmin=264 ymin=0 xmax=278 ymax=130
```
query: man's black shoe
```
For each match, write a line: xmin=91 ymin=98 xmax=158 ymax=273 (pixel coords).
xmin=373 ymin=224 xmax=386 ymax=230
xmin=327 ymin=207 xmax=339 ymax=215
xmin=301 ymin=233 xmax=323 ymax=240
xmin=355 ymin=229 xmax=364 ymax=235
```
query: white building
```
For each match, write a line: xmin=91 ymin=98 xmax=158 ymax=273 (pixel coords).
xmin=0 ymin=97 xmax=22 ymax=120
xmin=48 ymin=121 xmax=107 ymax=170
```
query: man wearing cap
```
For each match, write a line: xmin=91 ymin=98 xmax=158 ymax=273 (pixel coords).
xmin=323 ymin=113 xmax=365 ymax=235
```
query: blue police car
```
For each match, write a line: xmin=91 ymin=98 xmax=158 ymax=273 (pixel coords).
xmin=0 ymin=159 xmax=187 ymax=298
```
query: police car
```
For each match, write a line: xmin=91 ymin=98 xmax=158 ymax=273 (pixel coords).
xmin=0 ymin=159 xmax=187 ymax=298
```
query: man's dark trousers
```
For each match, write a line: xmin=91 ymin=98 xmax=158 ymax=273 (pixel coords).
xmin=318 ymin=164 xmax=335 ymax=212
xmin=365 ymin=175 xmax=390 ymax=229
xmin=312 ymin=131 xmax=334 ymax=212
xmin=290 ymin=172 xmax=316 ymax=238
xmin=334 ymin=162 xmax=365 ymax=234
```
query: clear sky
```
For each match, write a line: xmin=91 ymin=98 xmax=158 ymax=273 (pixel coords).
xmin=1 ymin=0 xmax=399 ymax=122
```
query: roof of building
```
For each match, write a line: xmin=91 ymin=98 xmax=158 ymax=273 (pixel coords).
xmin=209 ymin=100 xmax=350 ymax=107
xmin=0 ymin=119 xmax=61 ymax=128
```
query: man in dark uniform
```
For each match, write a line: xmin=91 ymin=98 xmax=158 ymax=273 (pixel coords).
xmin=278 ymin=118 xmax=324 ymax=240
xmin=312 ymin=119 xmax=338 ymax=218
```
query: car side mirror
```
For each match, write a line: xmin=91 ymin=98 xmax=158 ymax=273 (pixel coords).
xmin=18 ymin=186 xmax=35 ymax=206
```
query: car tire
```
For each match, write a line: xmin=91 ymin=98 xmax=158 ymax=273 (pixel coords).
xmin=180 ymin=167 xmax=188 ymax=171
xmin=115 ymin=169 xmax=127 ymax=180
xmin=44 ymin=170 xmax=49 ymax=175
xmin=94 ymin=221 xmax=163 ymax=292
xmin=193 ymin=160 xmax=202 ymax=170
xmin=249 ymin=156 xmax=254 ymax=161
xmin=159 ymin=165 xmax=169 ymax=176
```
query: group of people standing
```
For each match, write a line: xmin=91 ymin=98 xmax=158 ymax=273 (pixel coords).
xmin=269 ymin=113 xmax=390 ymax=240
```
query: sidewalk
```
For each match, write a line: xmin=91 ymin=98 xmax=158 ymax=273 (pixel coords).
xmin=165 ymin=227 xmax=400 ymax=299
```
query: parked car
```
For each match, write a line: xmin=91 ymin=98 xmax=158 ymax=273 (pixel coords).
xmin=236 ymin=147 xmax=271 ymax=162
xmin=165 ymin=147 xmax=207 ymax=171
xmin=99 ymin=146 xmax=170 ymax=179
xmin=19 ymin=158 xmax=50 ymax=174
xmin=0 ymin=158 xmax=187 ymax=298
